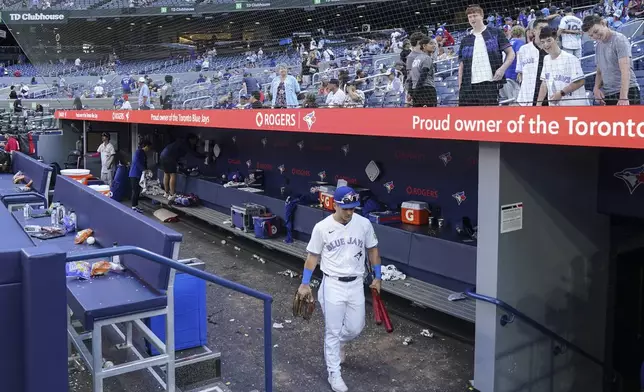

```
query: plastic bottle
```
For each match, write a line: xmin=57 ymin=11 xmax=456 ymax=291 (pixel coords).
xmin=23 ymin=204 xmax=30 ymax=219
xmin=51 ymin=207 xmax=59 ymax=227
xmin=69 ymin=210 xmax=77 ymax=231
xmin=112 ymin=242 xmax=120 ymax=266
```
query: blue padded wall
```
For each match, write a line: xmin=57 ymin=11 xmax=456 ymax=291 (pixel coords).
xmin=153 ymin=126 xmax=479 ymax=231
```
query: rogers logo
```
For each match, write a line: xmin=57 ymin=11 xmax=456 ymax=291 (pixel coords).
xmin=406 ymin=186 xmax=439 ymax=198
xmin=256 ymin=162 xmax=273 ymax=170
xmin=255 ymin=112 xmax=297 ymax=128
xmin=112 ymin=112 xmax=126 ymax=120
xmin=395 ymin=151 xmax=426 ymax=161
xmin=291 ymin=168 xmax=311 ymax=177
xmin=334 ymin=175 xmax=357 ymax=184
xmin=227 ymin=159 xmax=241 ymax=165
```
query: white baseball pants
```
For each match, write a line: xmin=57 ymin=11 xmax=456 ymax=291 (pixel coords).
xmin=318 ymin=275 xmax=365 ymax=374
xmin=101 ymin=169 xmax=114 ymax=186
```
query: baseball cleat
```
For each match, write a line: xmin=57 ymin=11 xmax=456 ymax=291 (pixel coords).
xmin=328 ymin=372 xmax=348 ymax=392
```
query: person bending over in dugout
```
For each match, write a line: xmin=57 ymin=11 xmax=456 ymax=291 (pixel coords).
xmin=298 ymin=186 xmax=382 ymax=392
xmin=159 ymin=133 xmax=198 ymax=201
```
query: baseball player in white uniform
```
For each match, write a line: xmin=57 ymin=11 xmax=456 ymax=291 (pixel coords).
xmin=298 ymin=186 xmax=382 ymax=392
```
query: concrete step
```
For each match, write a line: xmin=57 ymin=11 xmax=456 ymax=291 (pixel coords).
xmin=181 ymin=381 xmax=233 ymax=392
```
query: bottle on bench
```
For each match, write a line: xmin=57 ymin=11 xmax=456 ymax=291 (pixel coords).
xmin=112 ymin=242 xmax=121 ymax=267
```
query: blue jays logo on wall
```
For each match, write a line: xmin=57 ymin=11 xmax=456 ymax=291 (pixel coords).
xmin=232 ymin=136 xmax=237 ymax=144
xmin=278 ymin=164 xmax=285 ymax=174
xmin=439 ymin=152 xmax=452 ymax=167
xmin=318 ymin=170 xmax=327 ymax=181
xmin=246 ymin=159 xmax=252 ymax=168
xmin=452 ymin=191 xmax=466 ymax=205
xmin=614 ymin=164 xmax=644 ymax=194
xmin=341 ymin=144 xmax=350 ymax=156
xmin=303 ymin=111 xmax=316 ymax=130
xmin=261 ymin=137 xmax=267 ymax=148
xmin=384 ymin=181 xmax=395 ymax=193
xmin=297 ymin=140 xmax=304 ymax=151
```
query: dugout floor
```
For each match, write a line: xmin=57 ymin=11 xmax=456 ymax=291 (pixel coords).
xmin=68 ymin=204 xmax=474 ymax=392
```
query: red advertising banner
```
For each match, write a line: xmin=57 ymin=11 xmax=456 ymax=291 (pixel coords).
xmin=55 ymin=106 xmax=644 ymax=149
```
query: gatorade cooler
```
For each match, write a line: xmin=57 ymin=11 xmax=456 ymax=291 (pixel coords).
xmin=253 ymin=214 xmax=279 ymax=239
xmin=401 ymin=201 xmax=430 ymax=225
xmin=60 ymin=169 xmax=92 ymax=185
xmin=319 ymin=185 xmax=336 ymax=211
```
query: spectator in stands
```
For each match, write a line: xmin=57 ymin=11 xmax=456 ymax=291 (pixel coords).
xmin=270 ymin=64 xmax=300 ymax=108
xmin=458 ymin=4 xmax=515 ymax=106
xmin=558 ymin=7 xmax=583 ymax=58
xmin=30 ymin=77 xmax=37 ymax=85
xmin=121 ymin=74 xmax=134 ymax=94
xmin=73 ymin=96 xmax=83 ymax=110
xmin=75 ymin=57 xmax=81 ymax=70
xmin=196 ymin=73 xmax=206 ymax=84
xmin=516 ymin=18 xmax=550 ymax=106
xmin=129 ymin=139 xmax=151 ymax=214
xmin=536 ymin=27 xmax=587 ymax=106
xmin=249 ymin=91 xmax=263 ymax=109
xmin=410 ymin=37 xmax=438 ymax=107
xmin=9 ymin=86 xmax=17 ymax=100
xmin=343 ymin=82 xmax=365 ymax=108
xmin=160 ymin=75 xmax=173 ymax=110
xmin=137 ymin=77 xmax=150 ymax=110
xmin=20 ymin=84 xmax=29 ymax=96
xmin=501 ymin=26 xmax=526 ymax=101
xmin=303 ymin=51 xmax=319 ymax=86
xmin=120 ymin=94 xmax=132 ymax=110
xmin=202 ymin=57 xmax=210 ymax=72
xmin=97 ymin=76 xmax=106 ymax=85
xmin=405 ymin=32 xmax=429 ymax=105
xmin=13 ymin=96 xmax=23 ymax=113
xmin=236 ymin=95 xmax=251 ymax=109
xmin=582 ymin=14 xmax=640 ymax=105
xmin=325 ymin=78 xmax=346 ymax=107
xmin=243 ymin=72 xmax=260 ymax=96
xmin=383 ymin=68 xmax=404 ymax=94
xmin=608 ymin=10 xmax=624 ymax=30
xmin=2 ymin=133 xmax=19 ymax=153
xmin=547 ymin=6 xmax=563 ymax=32
xmin=94 ymin=84 xmax=104 ymax=98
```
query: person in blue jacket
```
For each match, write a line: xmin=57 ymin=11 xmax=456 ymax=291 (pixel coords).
xmin=129 ymin=140 xmax=152 ymax=213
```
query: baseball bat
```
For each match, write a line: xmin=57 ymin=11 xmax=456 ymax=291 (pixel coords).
xmin=371 ymin=288 xmax=382 ymax=325
xmin=377 ymin=292 xmax=394 ymax=333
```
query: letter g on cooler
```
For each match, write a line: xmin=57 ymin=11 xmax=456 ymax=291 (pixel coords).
xmin=405 ymin=209 xmax=414 ymax=222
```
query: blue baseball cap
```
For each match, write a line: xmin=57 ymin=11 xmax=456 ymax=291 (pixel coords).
xmin=334 ymin=186 xmax=360 ymax=209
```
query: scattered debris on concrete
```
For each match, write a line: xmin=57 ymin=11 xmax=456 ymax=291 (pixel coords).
xmin=420 ymin=329 xmax=434 ymax=338
xmin=402 ymin=337 xmax=413 ymax=346
xmin=277 ymin=269 xmax=298 ymax=278
xmin=273 ymin=323 xmax=284 ymax=329
xmin=448 ymin=292 xmax=467 ymax=302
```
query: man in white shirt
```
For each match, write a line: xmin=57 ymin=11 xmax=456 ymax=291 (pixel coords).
xmin=558 ymin=7 xmax=583 ymax=58
xmin=536 ymin=27 xmax=587 ymax=106
xmin=516 ymin=18 xmax=550 ymax=106
xmin=137 ymin=77 xmax=150 ymax=109
xmin=95 ymin=132 xmax=116 ymax=185
xmin=458 ymin=4 xmax=515 ymax=106
xmin=298 ymin=186 xmax=382 ymax=392
xmin=93 ymin=84 xmax=104 ymax=98
xmin=325 ymin=79 xmax=346 ymax=107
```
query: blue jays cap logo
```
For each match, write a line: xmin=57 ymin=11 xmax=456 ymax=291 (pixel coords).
xmin=278 ymin=164 xmax=285 ymax=174
xmin=439 ymin=152 xmax=452 ymax=167
xmin=297 ymin=140 xmax=304 ymax=151
xmin=614 ymin=164 xmax=644 ymax=194
xmin=261 ymin=137 xmax=267 ymax=147
xmin=318 ymin=170 xmax=326 ymax=181
xmin=452 ymin=191 xmax=466 ymax=205
xmin=246 ymin=159 xmax=252 ymax=168
xmin=384 ymin=181 xmax=395 ymax=193
xmin=303 ymin=111 xmax=316 ymax=130
xmin=341 ymin=144 xmax=350 ymax=156
xmin=232 ymin=136 xmax=237 ymax=144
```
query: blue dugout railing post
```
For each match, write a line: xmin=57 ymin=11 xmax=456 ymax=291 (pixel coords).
xmin=67 ymin=245 xmax=273 ymax=392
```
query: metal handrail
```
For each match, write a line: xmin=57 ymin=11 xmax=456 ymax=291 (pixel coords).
xmin=182 ymin=96 xmax=215 ymax=109
xmin=464 ymin=289 xmax=620 ymax=383
xmin=67 ymin=245 xmax=274 ymax=392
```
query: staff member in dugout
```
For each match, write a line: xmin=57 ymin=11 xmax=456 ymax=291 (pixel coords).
xmin=129 ymin=139 xmax=152 ymax=214
xmin=159 ymin=133 xmax=198 ymax=201
xmin=90 ymin=132 xmax=116 ymax=186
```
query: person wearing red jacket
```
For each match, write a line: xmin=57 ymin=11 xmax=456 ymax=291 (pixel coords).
xmin=435 ymin=26 xmax=455 ymax=47
xmin=2 ymin=134 xmax=19 ymax=153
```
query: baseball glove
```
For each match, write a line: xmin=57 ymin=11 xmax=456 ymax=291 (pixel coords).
xmin=292 ymin=289 xmax=316 ymax=321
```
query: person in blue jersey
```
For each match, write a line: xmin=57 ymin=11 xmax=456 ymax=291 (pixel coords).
xmin=129 ymin=140 xmax=151 ymax=213
xmin=501 ymin=25 xmax=526 ymax=101
xmin=159 ymin=134 xmax=198 ymax=201
xmin=121 ymin=75 xmax=134 ymax=94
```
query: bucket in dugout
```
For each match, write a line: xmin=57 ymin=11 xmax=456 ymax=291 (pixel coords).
xmin=89 ymin=185 xmax=112 ymax=197
xmin=60 ymin=169 xmax=91 ymax=185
